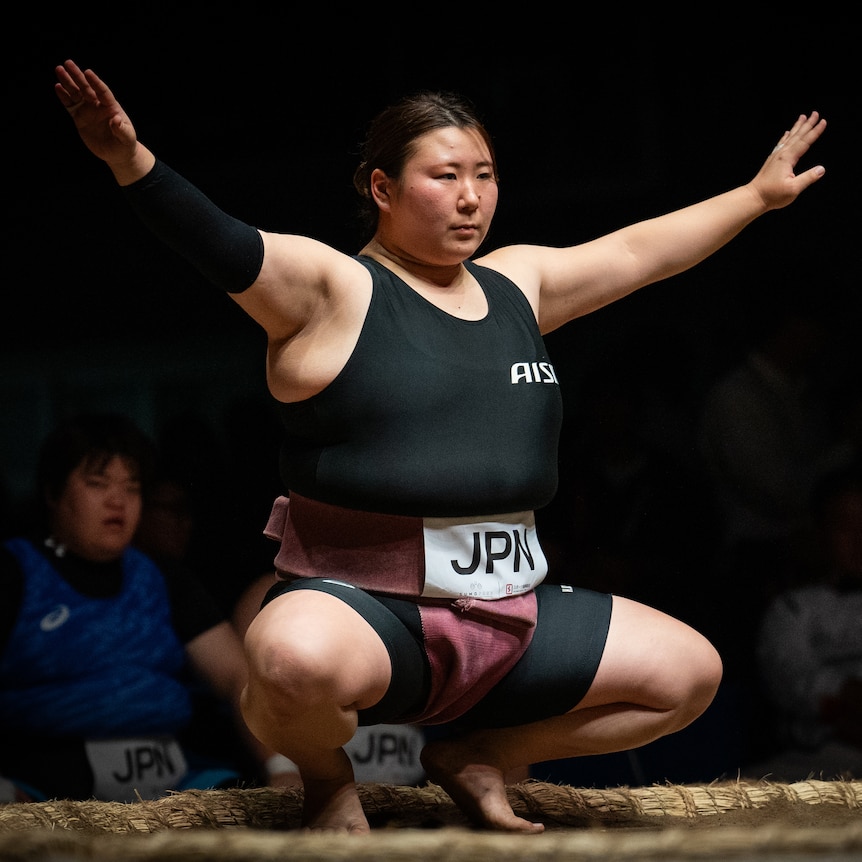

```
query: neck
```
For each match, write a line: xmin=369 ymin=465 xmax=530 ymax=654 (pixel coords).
xmin=360 ymin=239 xmax=465 ymax=289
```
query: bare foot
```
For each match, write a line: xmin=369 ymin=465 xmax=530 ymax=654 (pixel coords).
xmin=301 ymin=776 xmax=371 ymax=833
xmin=421 ymin=739 xmax=544 ymax=833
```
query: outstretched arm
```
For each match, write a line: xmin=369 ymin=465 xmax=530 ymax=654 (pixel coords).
xmin=487 ymin=112 xmax=827 ymax=332
xmin=55 ymin=59 xmax=262 ymax=294
xmin=54 ymin=59 xmax=363 ymax=356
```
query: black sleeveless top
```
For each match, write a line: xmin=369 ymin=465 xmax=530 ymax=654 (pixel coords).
xmin=275 ymin=256 xmax=563 ymax=518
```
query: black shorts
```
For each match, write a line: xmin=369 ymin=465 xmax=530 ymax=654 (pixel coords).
xmin=262 ymin=578 xmax=612 ymax=730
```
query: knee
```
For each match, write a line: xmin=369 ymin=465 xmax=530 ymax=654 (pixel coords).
xmin=677 ymin=636 xmax=723 ymax=727
xmin=245 ymin=632 xmax=340 ymax=712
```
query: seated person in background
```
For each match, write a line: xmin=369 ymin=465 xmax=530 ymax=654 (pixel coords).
xmin=133 ymin=467 xmax=196 ymax=566
xmin=0 ymin=413 xmax=291 ymax=803
xmin=744 ymin=466 xmax=862 ymax=781
xmin=233 ymin=572 xmax=427 ymax=787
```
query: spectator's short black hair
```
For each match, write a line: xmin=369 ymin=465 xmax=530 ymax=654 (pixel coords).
xmin=37 ymin=413 xmax=157 ymax=503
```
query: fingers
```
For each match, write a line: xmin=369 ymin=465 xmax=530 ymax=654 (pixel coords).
xmin=55 ymin=59 xmax=86 ymax=93
xmin=55 ymin=60 xmax=93 ymax=112
xmin=54 ymin=59 xmax=117 ymax=114
xmin=795 ymin=163 xmax=827 ymax=191
xmin=782 ymin=112 xmax=827 ymax=151
xmin=773 ymin=111 xmax=825 ymax=143
xmin=755 ymin=111 xmax=827 ymax=208
xmin=54 ymin=61 xmax=80 ymax=107
xmin=797 ymin=112 xmax=827 ymax=148
xmin=83 ymin=67 xmax=118 ymax=106
xmin=768 ymin=112 xmax=827 ymax=177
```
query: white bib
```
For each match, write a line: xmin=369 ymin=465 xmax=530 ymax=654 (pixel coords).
xmin=421 ymin=511 xmax=547 ymax=599
xmin=347 ymin=724 xmax=426 ymax=785
xmin=85 ymin=737 xmax=187 ymax=802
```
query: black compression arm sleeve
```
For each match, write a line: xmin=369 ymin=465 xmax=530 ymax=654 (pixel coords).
xmin=120 ymin=159 xmax=264 ymax=293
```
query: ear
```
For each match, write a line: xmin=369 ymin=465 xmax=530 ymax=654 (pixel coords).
xmin=370 ymin=168 xmax=392 ymax=211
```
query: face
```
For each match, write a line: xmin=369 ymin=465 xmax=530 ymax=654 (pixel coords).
xmin=375 ymin=126 xmax=498 ymax=265
xmin=49 ymin=455 xmax=143 ymax=562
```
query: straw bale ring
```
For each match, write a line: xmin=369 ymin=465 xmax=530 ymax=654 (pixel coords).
xmin=0 ymin=778 xmax=860 ymax=860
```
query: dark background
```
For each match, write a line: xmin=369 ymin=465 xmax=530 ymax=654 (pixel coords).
xmin=4 ymin=11 xmax=859 ymax=503
xmin=12 ymin=11 xmax=858 ymax=340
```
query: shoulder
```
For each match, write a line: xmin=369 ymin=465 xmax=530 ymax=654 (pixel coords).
xmin=123 ymin=546 xmax=171 ymax=579
xmin=464 ymin=258 xmax=517 ymax=287
xmin=474 ymin=245 xmax=538 ymax=283
xmin=473 ymin=246 xmax=541 ymax=312
xmin=354 ymin=254 xmax=389 ymax=283
xmin=474 ymin=243 xmax=577 ymax=319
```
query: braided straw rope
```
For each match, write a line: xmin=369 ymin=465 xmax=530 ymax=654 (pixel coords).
xmin=0 ymin=780 xmax=860 ymax=861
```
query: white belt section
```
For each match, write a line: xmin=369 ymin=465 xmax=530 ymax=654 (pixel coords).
xmin=421 ymin=511 xmax=548 ymax=600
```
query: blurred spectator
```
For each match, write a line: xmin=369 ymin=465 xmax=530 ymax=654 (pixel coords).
xmin=695 ymin=303 xmax=848 ymax=709
xmin=742 ymin=466 xmax=862 ymax=781
xmin=698 ymin=303 xmax=844 ymax=562
xmin=134 ymin=468 xmax=195 ymax=564
xmin=0 ymin=413 xmax=285 ymax=802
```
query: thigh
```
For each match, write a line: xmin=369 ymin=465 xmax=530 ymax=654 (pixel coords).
xmin=451 ymin=584 xmax=613 ymax=729
xmin=578 ymin=595 xmax=720 ymax=711
xmin=259 ymin=578 xmax=430 ymax=724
